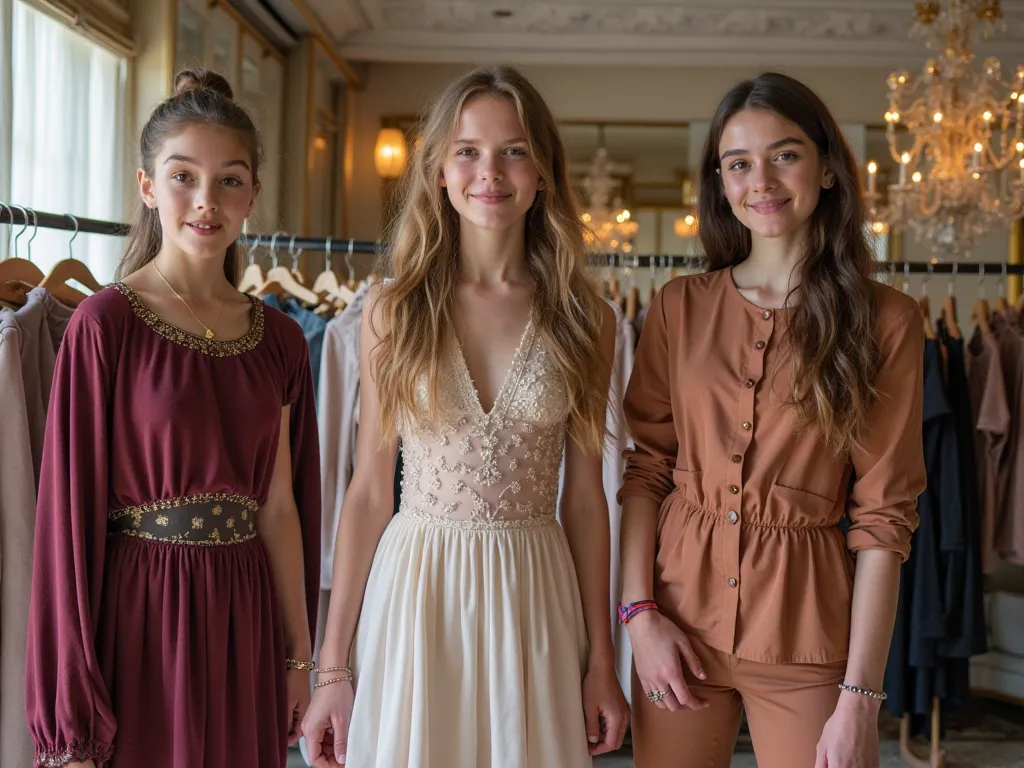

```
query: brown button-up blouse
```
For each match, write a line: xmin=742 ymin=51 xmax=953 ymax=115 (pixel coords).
xmin=619 ymin=267 xmax=926 ymax=664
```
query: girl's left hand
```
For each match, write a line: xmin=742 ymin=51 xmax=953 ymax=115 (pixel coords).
xmin=814 ymin=694 xmax=881 ymax=768
xmin=287 ymin=668 xmax=313 ymax=747
xmin=581 ymin=662 xmax=630 ymax=756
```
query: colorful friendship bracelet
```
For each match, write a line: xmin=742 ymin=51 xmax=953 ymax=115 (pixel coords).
xmin=617 ymin=599 xmax=659 ymax=624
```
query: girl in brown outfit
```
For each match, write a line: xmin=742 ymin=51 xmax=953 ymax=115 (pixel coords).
xmin=618 ymin=73 xmax=927 ymax=768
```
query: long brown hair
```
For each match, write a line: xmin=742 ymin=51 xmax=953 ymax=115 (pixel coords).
xmin=372 ymin=65 xmax=609 ymax=453
xmin=116 ymin=68 xmax=262 ymax=284
xmin=699 ymin=72 xmax=879 ymax=455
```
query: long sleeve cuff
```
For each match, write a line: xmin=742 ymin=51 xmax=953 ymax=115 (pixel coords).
xmin=846 ymin=509 xmax=915 ymax=562
xmin=35 ymin=739 xmax=114 ymax=768
xmin=617 ymin=451 xmax=676 ymax=507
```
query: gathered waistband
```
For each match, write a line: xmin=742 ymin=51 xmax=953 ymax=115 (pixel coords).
xmin=663 ymin=490 xmax=843 ymax=531
xmin=108 ymin=493 xmax=259 ymax=546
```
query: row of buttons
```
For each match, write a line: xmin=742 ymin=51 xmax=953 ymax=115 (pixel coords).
xmin=725 ymin=311 xmax=772 ymax=592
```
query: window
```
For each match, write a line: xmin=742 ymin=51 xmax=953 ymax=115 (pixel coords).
xmin=6 ymin=0 xmax=127 ymax=282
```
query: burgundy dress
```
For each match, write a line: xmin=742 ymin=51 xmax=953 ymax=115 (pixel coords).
xmin=24 ymin=283 xmax=321 ymax=767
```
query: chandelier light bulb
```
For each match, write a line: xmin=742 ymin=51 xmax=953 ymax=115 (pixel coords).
xmin=901 ymin=152 xmax=911 ymax=164
xmin=933 ymin=111 xmax=943 ymax=122
xmin=983 ymin=110 xmax=994 ymax=121
xmin=974 ymin=142 xmax=984 ymax=153
xmin=912 ymin=171 xmax=923 ymax=183
xmin=1016 ymin=141 xmax=1024 ymax=152
xmin=867 ymin=161 xmax=878 ymax=174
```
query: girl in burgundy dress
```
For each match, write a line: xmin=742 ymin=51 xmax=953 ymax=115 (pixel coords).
xmin=24 ymin=68 xmax=321 ymax=767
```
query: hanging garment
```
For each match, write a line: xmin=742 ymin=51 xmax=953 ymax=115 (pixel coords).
xmin=604 ymin=300 xmax=636 ymax=699
xmin=263 ymin=294 xmax=328 ymax=401
xmin=346 ymin=316 xmax=591 ymax=768
xmin=884 ymin=336 xmax=977 ymax=737
xmin=936 ymin=324 xmax=987 ymax=659
xmin=0 ymin=288 xmax=73 ymax=768
xmin=965 ymin=326 xmax=1011 ymax=574
xmin=24 ymin=284 xmax=321 ymax=768
xmin=992 ymin=309 xmax=1024 ymax=564
xmin=317 ymin=283 xmax=369 ymax=590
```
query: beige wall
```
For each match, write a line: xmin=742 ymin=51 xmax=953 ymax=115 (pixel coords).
xmin=346 ymin=62 xmax=897 ymax=241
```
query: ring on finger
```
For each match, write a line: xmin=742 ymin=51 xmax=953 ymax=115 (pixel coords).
xmin=646 ymin=688 xmax=668 ymax=703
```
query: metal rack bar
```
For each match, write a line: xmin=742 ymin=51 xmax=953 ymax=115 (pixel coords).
xmin=3 ymin=206 xmax=1024 ymax=273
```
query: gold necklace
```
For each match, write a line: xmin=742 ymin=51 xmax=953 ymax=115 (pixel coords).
xmin=152 ymin=262 xmax=225 ymax=340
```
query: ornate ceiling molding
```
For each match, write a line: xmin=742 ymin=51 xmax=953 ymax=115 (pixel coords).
xmin=329 ymin=1 xmax=1024 ymax=67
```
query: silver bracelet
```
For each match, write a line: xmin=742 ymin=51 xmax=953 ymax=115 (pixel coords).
xmin=838 ymin=683 xmax=887 ymax=701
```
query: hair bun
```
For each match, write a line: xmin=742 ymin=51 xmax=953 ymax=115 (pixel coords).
xmin=173 ymin=68 xmax=235 ymax=101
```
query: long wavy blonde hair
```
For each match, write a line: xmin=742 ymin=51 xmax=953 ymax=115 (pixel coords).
xmin=372 ymin=65 xmax=609 ymax=454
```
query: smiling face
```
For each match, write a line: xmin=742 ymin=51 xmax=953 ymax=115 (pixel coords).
xmin=139 ymin=123 xmax=258 ymax=262
xmin=440 ymin=94 xmax=545 ymax=234
xmin=717 ymin=108 xmax=833 ymax=242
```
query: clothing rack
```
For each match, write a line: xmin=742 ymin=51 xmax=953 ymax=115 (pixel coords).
xmin=2 ymin=206 xmax=1024 ymax=275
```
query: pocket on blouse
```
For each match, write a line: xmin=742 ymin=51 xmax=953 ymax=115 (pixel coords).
xmin=767 ymin=483 xmax=838 ymax=528
xmin=670 ymin=468 xmax=704 ymax=506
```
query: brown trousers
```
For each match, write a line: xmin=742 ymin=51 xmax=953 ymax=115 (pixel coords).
xmin=632 ymin=634 xmax=846 ymax=768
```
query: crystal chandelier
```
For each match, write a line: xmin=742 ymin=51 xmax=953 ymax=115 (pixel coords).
xmin=580 ymin=126 xmax=639 ymax=254
xmin=865 ymin=0 xmax=1024 ymax=257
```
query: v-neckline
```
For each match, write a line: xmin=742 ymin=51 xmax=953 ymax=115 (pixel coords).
xmin=453 ymin=315 xmax=535 ymax=420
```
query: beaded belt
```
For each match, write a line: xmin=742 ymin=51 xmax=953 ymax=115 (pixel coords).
xmin=107 ymin=493 xmax=259 ymax=547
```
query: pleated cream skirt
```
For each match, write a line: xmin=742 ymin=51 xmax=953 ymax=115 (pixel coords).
xmin=346 ymin=512 xmax=592 ymax=768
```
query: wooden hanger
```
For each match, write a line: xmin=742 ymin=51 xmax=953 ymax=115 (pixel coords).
xmin=39 ymin=215 xmax=103 ymax=306
xmin=973 ymin=298 xmax=992 ymax=335
xmin=995 ymin=265 xmax=1009 ymax=312
xmin=972 ymin=265 xmax=992 ymax=335
xmin=311 ymin=238 xmax=342 ymax=296
xmin=0 ymin=204 xmax=45 ymax=292
xmin=255 ymin=232 xmax=320 ymax=305
xmin=236 ymin=232 xmax=267 ymax=294
xmin=287 ymin=236 xmax=309 ymax=286
xmin=919 ymin=295 xmax=936 ymax=340
xmin=332 ymin=238 xmax=358 ymax=305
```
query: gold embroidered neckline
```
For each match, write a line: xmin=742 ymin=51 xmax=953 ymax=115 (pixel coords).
xmin=113 ymin=282 xmax=264 ymax=357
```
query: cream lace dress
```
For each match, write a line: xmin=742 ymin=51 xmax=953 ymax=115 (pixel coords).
xmin=345 ymin=317 xmax=591 ymax=767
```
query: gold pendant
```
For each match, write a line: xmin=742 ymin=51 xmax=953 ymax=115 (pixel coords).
xmin=204 ymin=329 xmax=214 ymax=340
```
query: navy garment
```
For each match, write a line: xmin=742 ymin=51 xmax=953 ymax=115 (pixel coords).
xmin=884 ymin=334 xmax=984 ymax=738
xmin=262 ymin=294 xmax=327 ymax=401
xmin=937 ymin=323 xmax=988 ymax=660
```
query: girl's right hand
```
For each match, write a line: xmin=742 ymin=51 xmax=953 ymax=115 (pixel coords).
xmin=628 ymin=611 xmax=710 ymax=712
xmin=301 ymin=679 xmax=355 ymax=768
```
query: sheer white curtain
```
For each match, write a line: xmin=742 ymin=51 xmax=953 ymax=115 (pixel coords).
xmin=4 ymin=0 xmax=127 ymax=282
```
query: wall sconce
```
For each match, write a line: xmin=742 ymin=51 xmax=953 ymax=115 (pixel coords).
xmin=374 ymin=127 xmax=408 ymax=179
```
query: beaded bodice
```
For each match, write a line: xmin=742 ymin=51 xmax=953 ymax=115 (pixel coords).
xmin=398 ymin=319 xmax=569 ymax=530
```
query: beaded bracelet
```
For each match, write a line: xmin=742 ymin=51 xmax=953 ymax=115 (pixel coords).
xmin=313 ymin=665 xmax=352 ymax=676
xmin=617 ymin=600 xmax=659 ymax=624
xmin=314 ymin=674 xmax=354 ymax=689
xmin=838 ymin=683 xmax=887 ymax=701
xmin=286 ymin=658 xmax=315 ymax=671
